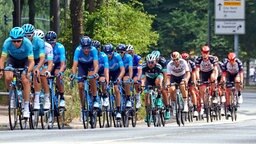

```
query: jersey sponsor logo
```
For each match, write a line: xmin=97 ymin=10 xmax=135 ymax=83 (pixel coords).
xmin=199 ymin=60 xmax=213 ymax=72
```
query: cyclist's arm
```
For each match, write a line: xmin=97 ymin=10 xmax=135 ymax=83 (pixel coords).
xmin=36 ymin=39 xmax=46 ymax=69
xmin=0 ymin=56 xmax=6 ymax=69
xmin=59 ymin=45 xmax=66 ymax=73
xmin=71 ymin=48 xmax=79 ymax=75
xmin=104 ymin=68 xmax=109 ymax=84
xmin=118 ymin=66 xmax=125 ymax=80
xmin=195 ymin=67 xmax=200 ymax=81
xmin=137 ymin=66 xmax=142 ymax=80
xmin=92 ymin=48 xmax=99 ymax=74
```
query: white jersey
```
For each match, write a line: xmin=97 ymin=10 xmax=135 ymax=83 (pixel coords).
xmin=167 ymin=59 xmax=189 ymax=77
xmin=45 ymin=42 xmax=53 ymax=62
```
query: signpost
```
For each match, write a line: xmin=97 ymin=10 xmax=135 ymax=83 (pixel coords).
xmin=215 ymin=0 xmax=245 ymax=56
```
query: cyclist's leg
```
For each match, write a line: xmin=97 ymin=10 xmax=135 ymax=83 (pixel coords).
xmin=88 ymin=70 xmax=98 ymax=107
xmin=111 ymin=70 xmax=121 ymax=118
xmin=4 ymin=57 xmax=15 ymax=90
xmin=33 ymin=61 xmax=42 ymax=110
xmin=133 ymin=75 xmax=141 ymax=108
xmin=123 ymin=73 xmax=131 ymax=107
xmin=40 ymin=68 xmax=51 ymax=109
xmin=210 ymin=70 xmax=218 ymax=97
xmin=234 ymin=73 xmax=243 ymax=104
xmin=54 ymin=63 xmax=65 ymax=107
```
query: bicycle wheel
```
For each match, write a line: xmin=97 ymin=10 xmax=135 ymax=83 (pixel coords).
xmin=160 ymin=110 xmax=165 ymax=127
xmin=82 ymin=109 xmax=89 ymax=129
xmin=231 ymin=106 xmax=235 ymax=122
xmin=123 ymin=109 xmax=129 ymax=127
xmin=57 ymin=108 xmax=65 ymax=129
xmin=31 ymin=110 xmax=39 ymax=129
xmin=146 ymin=108 xmax=152 ymax=127
xmin=48 ymin=108 xmax=55 ymax=129
xmin=19 ymin=104 xmax=29 ymax=130
xmin=131 ymin=109 xmax=137 ymax=127
xmin=175 ymin=102 xmax=181 ymax=126
xmin=8 ymin=89 xmax=18 ymax=130
xmin=99 ymin=107 xmax=105 ymax=128
xmin=90 ymin=109 xmax=97 ymax=129
xmin=41 ymin=110 xmax=49 ymax=129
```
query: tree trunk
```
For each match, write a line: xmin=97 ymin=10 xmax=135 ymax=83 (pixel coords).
xmin=96 ymin=0 xmax=103 ymax=9
xmin=88 ymin=0 xmax=96 ymax=13
xmin=28 ymin=0 xmax=35 ymax=25
xmin=70 ymin=0 xmax=84 ymax=53
xmin=12 ymin=0 xmax=24 ymax=27
xmin=50 ymin=0 xmax=60 ymax=34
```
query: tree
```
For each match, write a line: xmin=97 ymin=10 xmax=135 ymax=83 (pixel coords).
xmin=86 ymin=0 xmax=159 ymax=55
xmin=70 ymin=0 xmax=84 ymax=52
xmin=50 ymin=0 xmax=60 ymax=34
xmin=28 ymin=0 xmax=35 ymax=25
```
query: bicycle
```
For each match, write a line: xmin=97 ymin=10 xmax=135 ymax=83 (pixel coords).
xmin=144 ymin=85 xmax=165 ymax=127
xmin=71 ymin=75 xmax=101 ymax=129
xmin=2 ymin=67 xmax=30 ymax=130
xmin=121 ymin=80 xmax=137 ymax=128
xmin=45 ymin=75 xmax=65 ymax=129
xmin=171 ymin=82 xmax=186 ymax=126
xmin=225 ymin=81 xmax=239 ymax=121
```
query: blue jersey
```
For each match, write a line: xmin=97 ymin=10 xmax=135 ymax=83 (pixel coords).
xmin=32 ymin=36 xmax=45 ymax=59
xmin=98 ymin=52 xmax=109 ymax=71
xmin=132 ymin=54 xmax=142 ymax=74
xmin=52 ymin=42 xmax=66 ymax=63
xmin=122 ymin=53 xmax=133 ymax=71
xmin=108 ymin=52 xmax=124 ymax=71
xmin=73 ymin=46 xmax=98 ymax=64
xmin=1 ymin=37 xmax=34 ymax=60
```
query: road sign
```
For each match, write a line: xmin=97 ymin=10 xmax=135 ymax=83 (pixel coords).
xmin=215 ymin=0 xmax=245 ymax=19
xmin=215 ymin=20 xmax=245 ymax=34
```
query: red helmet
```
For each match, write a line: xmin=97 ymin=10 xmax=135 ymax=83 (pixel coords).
xmin=228 ymin=52 xmax=236 ymax=61
xmin=181 ymin=52 xmax=189 ymax=60
xmin=201 ymin=45 xmax=210 ymax=52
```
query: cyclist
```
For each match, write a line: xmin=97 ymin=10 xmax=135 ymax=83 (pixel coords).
xmin=22 ymin=24 xmax=45 ymax=110
xmin=116 ymin=44 xmax=133 ymax=107
xmin=92 ymin=40 xmax=110 ymax=106
xmin=34 ymin=29 xmax=53 ymax=109
xmin=221 ymin=52 xmax=244 ymax=113
xmin=141 ymin=54 xmax=164 ymax=119
xmin=126 ymin=44 xmax=142 ymax=109
xmin=102 ymin=44 xmax=125 ymax=119
xmin=0 ymin=27 xmax=34 ymax=118
xmin=151 ymin=50 xmax=169 ymax=118
xmin=181 ymin=52 xmax=198 ymax=116
xmin=45 ymin=31 xmax=66 ymax=108
xmin=70 ymin=36 xmax=99 ymax=110
xmin=167 ymin=52 xmax=190 ymax=112
xmin=195 ymin=45 xmax=218 ymax=116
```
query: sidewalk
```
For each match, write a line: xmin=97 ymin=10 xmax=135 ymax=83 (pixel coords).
xmin=0 ymin=105 xmax=9 ymax=130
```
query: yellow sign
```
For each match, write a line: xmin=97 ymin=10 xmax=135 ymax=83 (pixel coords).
xmin=224 ymin=2 xmax=241 ymax=6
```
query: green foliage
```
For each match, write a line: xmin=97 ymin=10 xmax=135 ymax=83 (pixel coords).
xmin=85 ymin=0 xmax=159 ymax=55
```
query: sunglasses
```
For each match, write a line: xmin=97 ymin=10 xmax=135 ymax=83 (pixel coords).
xmin=47 ymin=40 xmax=56 ymax=44
xmin=173 ymin=58 xmax=179 ymax=61
xmin=106 ymin=52 xmax=113 ymax=55
xmin=117 ymin=51 xmax=125 ymax=54
xmin=201 ymin=51 xmax=209 ymax=54
xmin=147 ymin=61 xmax=155 ymax=64
xmin=25 ymin=34 xmax=33 ymax=37
xmin=82 ymin=46 xmax=91 ymax=50
xmin=12 ymin=40 xmax=22 ymax=43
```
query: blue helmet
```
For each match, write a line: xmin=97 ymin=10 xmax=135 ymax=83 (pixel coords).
xmin=9 ymin=27 xmax=25 ymax=39
xmin=80 ymin=36 xmax=92 ymax=47
xmin=22 ymin=23 xmax=35 ymax=34
xmin=116 ymin=44 xmax=126 ymax=52
xmin=92 ymin=40 xmax=101 ymax=49
xmin=45 ymin=31 xmax=57 ymax=41
xmin=103 ymin=44 xmax=114 ymax=54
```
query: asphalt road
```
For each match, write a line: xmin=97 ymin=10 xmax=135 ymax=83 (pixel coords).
xmin=0 ymin=92 xmax=256 ymax=144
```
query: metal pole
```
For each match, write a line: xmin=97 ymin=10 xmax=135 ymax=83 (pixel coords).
xmin=234 ymin=34 xmax=239 ymax=57
xmin=208 ymin=0 xmax=211 ymax=47
xmin=17 ymin=0 xmax=21 ymax=26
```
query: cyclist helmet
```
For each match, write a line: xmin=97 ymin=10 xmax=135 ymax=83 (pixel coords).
xmin=201 ymin=45 xmax=210 ymax=52
xmin=116 ymin=44 xmax=126 ymax=52
xmin=34 ymin=29 xmax=45 ymax=39
xmin=80 ymin=36 xmax=92 ymax=47
xmin=126 ymin=44 xmax=134 ymax=51
xmin=45 ymin=31 xmax=57 ymax=41
xmin=181 ymin=52 xmax=189 ymax=60
xmin=171 ymin=51 xmax=181 ymax=60
xmin=103 ymin=44 xmax=114 ymax=54
xmin=146 ymin=53 xmax=156 ymax=61
xmin=22 ymin=23 xmax=35 ymax=34
xmin=9 ymin=27 xmax=25 ymax=39
xmin=151 ymin=50 xmax=161 ymax=59
xmin=228 ymin=52 xmax=236 ymax=61
xmin=92 ymin=40 xmax=101 ymax=49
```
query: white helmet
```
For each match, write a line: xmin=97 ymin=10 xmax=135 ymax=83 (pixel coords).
xmin=151 ymin=50 xmax=160 ymax=59
xmin=126 ymin=44 xmax=134 ymax=51
xmin=146 ymin=53 xmax=156 ymax=61
xmin=34 ymin=29 xmax=45 ymax=39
